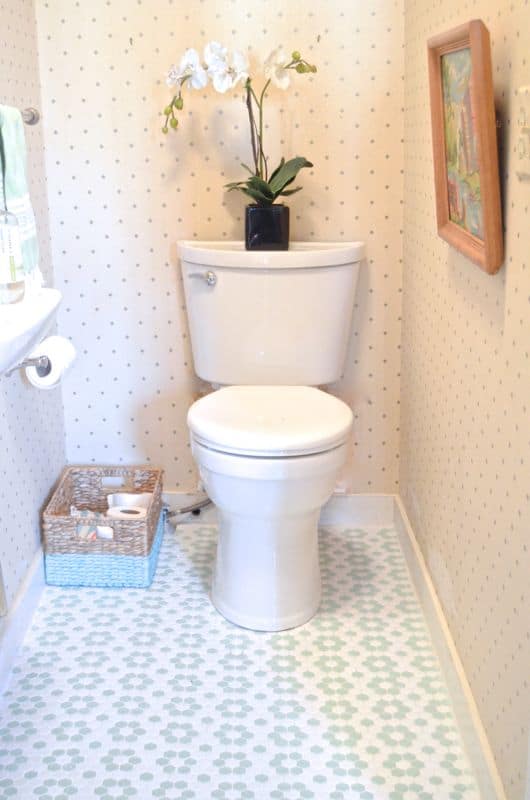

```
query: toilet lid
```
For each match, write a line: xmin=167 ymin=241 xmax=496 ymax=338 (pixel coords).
xmin=188 ymin=386 xmax=353 ymax=457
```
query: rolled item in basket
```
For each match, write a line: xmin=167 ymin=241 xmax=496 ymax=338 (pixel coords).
xmin=106 ymin=505 xmax=147 ymax=520
xmin=76 ymin=524 xmax=97 ymax=541
xmin=71 ymin=506 xmax=108 ymax=520
xmin=76 ymin=523 xmax=114 ymax=540
xmin=106 ymin=492 xmax=152 ymax=510
xmin=96 ymin=526 xmax=114 ymax=539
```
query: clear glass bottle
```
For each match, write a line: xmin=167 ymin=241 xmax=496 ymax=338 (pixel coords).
xmin=0 ymin=209 xmax=25 ymax=304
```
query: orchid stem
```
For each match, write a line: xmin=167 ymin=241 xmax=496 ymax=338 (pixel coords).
xmin=248 ymin=81 xmax=270 ymax=180
xmin=245 ymin=83 xmax=259 ymax=174
xmin=257 ymin=79 xmax=270 ymax=179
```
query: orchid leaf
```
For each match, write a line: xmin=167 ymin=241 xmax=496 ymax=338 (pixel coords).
xmin=279 ymin=186 xmax=303 ymax=196
xmin=225 ymin=179 xmax=249 ymax=190
xmin=247 ymin=175 xmax=274 ymax=199
xmin=279 ymin=174 xmax=296 ymax=190
xmin=241 ymin=186 xmax=273 ymax=205
xmin=268 ymin=157 xmax=313 ymax=195
xmin=225 ymin=155 xmax=312 ymax=205
xmin=268 ymin=158 xmax=285 ymax=183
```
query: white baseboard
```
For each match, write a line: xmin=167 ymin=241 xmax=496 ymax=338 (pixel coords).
xmin=0 ymin=548 xmax=45 ymax=697
xmin=162 ymin=490 xmax=396 ymax=528
xmin=393 ymin=495 xmax=507 ymax=800
xmin=320 ymin=492 xmax=395 ymax=527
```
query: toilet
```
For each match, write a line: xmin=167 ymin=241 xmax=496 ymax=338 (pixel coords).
xmin=179 ymin=240 xmax=365 ymax=631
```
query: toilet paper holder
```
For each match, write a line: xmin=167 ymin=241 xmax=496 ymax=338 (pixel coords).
xmin=5 ymin=354 xmax=51 ymax=378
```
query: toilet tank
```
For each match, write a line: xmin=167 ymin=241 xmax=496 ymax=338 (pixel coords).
xmin=178 ymin=241 xmax=364 ymax=386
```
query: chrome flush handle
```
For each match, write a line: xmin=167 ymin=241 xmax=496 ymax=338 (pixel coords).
xmin=189 ymin=270 xmax=217 ymax=286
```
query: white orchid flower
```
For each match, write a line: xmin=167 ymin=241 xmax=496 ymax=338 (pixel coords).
xmin=166 ymin=64 xmax=180 ymax=87
xmin=172 ymin=48 xmax=208 ymax=90
xmin=204 ymin=42 xmax=249 ymax=93
xmin=230 ymin=50 xmax=250 ymax=87
xmin=263 ymin=46 xmax=290 ymax=90
xmin=204 ymin=41 xmax=228 ymax=70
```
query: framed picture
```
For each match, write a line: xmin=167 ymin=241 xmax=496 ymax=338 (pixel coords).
xmin=427 ymin=20 xmax=503 ymax=274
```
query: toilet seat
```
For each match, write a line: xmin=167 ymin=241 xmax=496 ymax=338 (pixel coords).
xmin=187 ymin=385 xmax=353 ymax=458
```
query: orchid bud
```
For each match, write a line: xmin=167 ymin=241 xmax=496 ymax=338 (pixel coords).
xmin=164 ymin=106 xmax=172 ymax=116
xmin=175 ymin=97 xmax=184 ymax=110
xmin=295 ymin=63 xmax=307 ymax=73
xmin=162 ymin=126 xmax=169 ymax=134
xmin=291 ymin=50 xmax=301 ymax=61
xmin=170 ymin=117 xmax=178 ymax=129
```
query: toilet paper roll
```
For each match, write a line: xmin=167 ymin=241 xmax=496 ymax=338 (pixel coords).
xmin=107 ymin=492 xmax=153 ymax=510
xmin=25 ymin=335 xmax=76 ymax=389
xmin=106 ymin=505 xmax=147 ymax=520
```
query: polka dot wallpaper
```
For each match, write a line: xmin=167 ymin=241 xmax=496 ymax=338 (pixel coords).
xmin=0 ymin=0 xmax=528 ymax=795
xmin=400 ymin=1 xmax=530 ymax=798
xmin=0 ymin=0 xmax=65 ymax=610
xmin=34 ymin=0 xmax=404 ymax=493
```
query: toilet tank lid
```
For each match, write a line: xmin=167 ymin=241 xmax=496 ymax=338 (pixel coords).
xmin=187 ymin=386 xmax=353 ymax=457
xmin=178 ymin=240 xmax=365 ymax=269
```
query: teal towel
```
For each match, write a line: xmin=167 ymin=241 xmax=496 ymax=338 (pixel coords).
xmin=0 ymin=105 xmax=40 ymax=281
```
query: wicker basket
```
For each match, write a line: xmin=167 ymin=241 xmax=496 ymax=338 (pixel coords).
xmin=43 ymin=465 xmax=164 ymax=588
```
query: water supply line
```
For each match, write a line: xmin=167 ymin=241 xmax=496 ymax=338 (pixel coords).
xmin=165 ymin=495 xmax=212 ymax=519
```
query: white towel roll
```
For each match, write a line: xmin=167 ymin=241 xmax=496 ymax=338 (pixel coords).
xmin=106 ymin=506 xmax=147 ymax=520
xmin=107 ymin=492 xmax=153 ymax=510
xmin=25 ymin=335 xmax=76 ymax=389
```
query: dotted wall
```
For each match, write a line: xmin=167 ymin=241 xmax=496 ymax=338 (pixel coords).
xmin=34 ymin=0 xmax=404 ymax=493
xmin=401 ymin=2 xmax=530 ymax=798
xmin=0 ymin=0 xmax=65 ymax=609
xmin=1 ymin=2 xmax=528 ymax=793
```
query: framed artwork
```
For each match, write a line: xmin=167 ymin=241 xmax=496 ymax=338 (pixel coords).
xmin=427 ymin=20 xmax=503 ymax=274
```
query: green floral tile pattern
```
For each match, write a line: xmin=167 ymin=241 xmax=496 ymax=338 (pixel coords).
xmin=0 ymin=524 xmax=480 ymax=799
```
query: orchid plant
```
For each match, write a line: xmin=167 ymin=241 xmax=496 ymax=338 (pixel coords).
xmin=162 ymin=43 xmax=317 ymax=207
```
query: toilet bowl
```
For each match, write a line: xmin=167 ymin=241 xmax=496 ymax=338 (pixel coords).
xmin=188 ymin=385 xmax=353 ymax=631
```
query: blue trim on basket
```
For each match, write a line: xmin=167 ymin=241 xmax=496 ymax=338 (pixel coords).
xmin=45 ymin=511 xmax=165 ymax=588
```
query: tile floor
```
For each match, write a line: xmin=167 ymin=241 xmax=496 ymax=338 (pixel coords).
xmin=0 ymin=520 xmax=481 ymax=799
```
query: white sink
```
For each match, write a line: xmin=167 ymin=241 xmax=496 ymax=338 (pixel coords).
xmin=0 ymin=288 xmax=62 ymax=376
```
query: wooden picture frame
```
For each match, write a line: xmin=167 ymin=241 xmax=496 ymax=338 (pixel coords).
xmin=427 ymin=19 xmax=503 ymax=274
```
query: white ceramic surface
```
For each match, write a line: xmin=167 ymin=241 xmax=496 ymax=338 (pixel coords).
xmin=0 ymin=288 xmax=62 ymax=376
xmin=178 ymin=240 xmax=365 ymax=268
xmin=188 ymin=385 xmax=353 ymax=457
xmin=191 ymin=438 xmax=348 ymax=631
xmin=182 ymin=242 xmax=362 ymax=631
xmin=179 ymin=241 xmax=363 ymax=386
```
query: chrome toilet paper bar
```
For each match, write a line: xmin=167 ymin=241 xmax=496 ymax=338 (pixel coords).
xmin=5 ymin=354 xmax=51 ymax=378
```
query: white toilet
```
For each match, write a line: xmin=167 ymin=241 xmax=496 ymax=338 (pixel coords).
xmin=179 ymin=241 xmax=364 ymax=631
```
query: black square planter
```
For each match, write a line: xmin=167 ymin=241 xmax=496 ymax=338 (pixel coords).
xmin=245 ymin=204 xmax=289 ymax=250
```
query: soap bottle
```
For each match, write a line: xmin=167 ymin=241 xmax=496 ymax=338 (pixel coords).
xmin=0 ymin=209 xmax=25 ymax=304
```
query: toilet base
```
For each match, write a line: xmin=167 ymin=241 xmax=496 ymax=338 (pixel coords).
xmin=190 ymin=437 xmax=347 ymax=633
xmin=211 ymin=509 xmax=322 ymax=632
xmin=211 ymin=590 xmax=321 ymax=632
